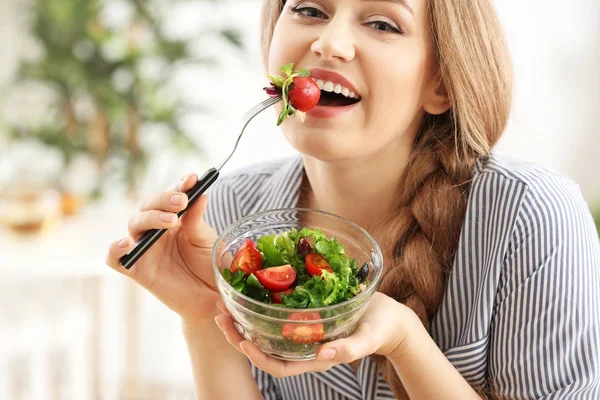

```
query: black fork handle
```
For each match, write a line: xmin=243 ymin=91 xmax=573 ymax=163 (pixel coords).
xmin=119 ymin=168 xmax=220 ymax=269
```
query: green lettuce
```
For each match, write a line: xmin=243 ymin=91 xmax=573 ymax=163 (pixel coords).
xmin=224 ymin=227 xmax=364 ymax=309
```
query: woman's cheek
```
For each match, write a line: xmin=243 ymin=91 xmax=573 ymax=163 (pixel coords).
xmin=268 ymin=25 xmax=294 ymax=72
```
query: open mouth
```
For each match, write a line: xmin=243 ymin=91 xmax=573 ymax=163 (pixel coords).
xmin=318 ymin=91 xmax=361 ymax=107
xmin=314 ymin=79 xmax=361 ymax=107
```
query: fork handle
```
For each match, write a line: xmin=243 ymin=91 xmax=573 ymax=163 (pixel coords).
xmin=119 ymin=168 xmax=220 ymax=269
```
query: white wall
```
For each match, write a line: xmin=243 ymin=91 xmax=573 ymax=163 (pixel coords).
xmin=493 ymin=0 xmax=600 ymax=201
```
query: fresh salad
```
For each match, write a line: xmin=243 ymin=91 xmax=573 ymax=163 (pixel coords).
xmin=263 ymin=63 xmax=321 ymax=126
xmin=221 ymin=227 xmax=369 ymax=309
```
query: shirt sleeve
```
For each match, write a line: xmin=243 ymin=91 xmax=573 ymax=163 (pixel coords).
xmin=488 ymin=177 xmax=600 ymax=398
xmin=251 ymin=363 xmax=283 ymax=400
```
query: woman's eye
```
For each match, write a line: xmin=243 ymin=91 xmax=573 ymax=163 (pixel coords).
xmin=366 ymin=20 xmax=404 ymax=34
xmin=291 ymin=6 xmax=328 ymax=19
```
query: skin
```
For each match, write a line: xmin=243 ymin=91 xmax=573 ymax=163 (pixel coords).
xmin=106 ymin=0 xmax=481 ymax=398
xmin=269 ymin=0 xmax=450 ymax=231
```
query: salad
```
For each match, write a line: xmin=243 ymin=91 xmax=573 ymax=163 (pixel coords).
xmin=221 ymin=227 xmax=369 ymax=309
xmin=263 ymin=63 xmax=321 ymax=125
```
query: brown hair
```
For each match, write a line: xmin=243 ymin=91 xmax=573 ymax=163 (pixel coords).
xmin=260 ymin=1 xmax=513 ymax=398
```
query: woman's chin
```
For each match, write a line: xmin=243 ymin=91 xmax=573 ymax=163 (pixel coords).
xmin=282 ymin=128 xmax=359 ymax=163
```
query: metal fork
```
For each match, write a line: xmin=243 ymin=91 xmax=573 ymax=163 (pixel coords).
xmin=120 ymin=95 xmax=282 ymax=269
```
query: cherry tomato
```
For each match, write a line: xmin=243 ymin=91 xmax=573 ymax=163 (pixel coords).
xmin=254 ymin=265 xmax=296 ymax=292
xmin=231 ymin=239 xmax=262 ymax=275
xmin=269 ymin=288 xmax=293 ymax=304
xmin=305 ymin=253 xmax=333 ymax=277
xmin=282 ymin=312 xmax=324 ymax=344
xmin=288 ymin=77 xmax=321 ymax=112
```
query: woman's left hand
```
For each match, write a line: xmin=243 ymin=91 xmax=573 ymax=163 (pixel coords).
xmin=214 ymin=292 xmax=423 ymax=378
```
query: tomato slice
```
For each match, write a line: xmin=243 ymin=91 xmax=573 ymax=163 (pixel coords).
xmin=254 ymin=265 xmax=296 ymax=291
xmin=231 ymin=239 xmax=263 ymax=275
xmin=270 ymin=288 xmax=293 ymax=304
xmin=282 ymin=312 xmax=324 ymax=344
xmin=305 ymin=253 xmax=333 ymax=277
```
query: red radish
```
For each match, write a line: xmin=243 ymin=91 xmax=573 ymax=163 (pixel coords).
xmin=288 ymin=77 xmax=320 ymax=112
xmin=265 ymin=63 xmax=321 ymax=125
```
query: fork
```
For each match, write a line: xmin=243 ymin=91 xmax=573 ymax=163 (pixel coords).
xmin=120 ymin=95 xmax=282 ymax=269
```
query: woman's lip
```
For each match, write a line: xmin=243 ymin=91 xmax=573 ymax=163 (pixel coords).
xmin=306 ymin=102 xmax=359 ymax=118
xmin=309 ymin=68 xmax=361 ymax=97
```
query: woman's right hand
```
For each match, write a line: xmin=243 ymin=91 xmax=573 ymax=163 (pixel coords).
xmin=105 ymin=173 xmax=221 ymax=325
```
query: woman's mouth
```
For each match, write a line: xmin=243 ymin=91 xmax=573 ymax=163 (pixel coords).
xmin=314 ymin=79 xmax=361 ymax=107
xmin=304 ymin=78 xmax=361 ymax=118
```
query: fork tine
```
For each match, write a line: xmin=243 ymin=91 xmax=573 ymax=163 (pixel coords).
xmin=217 ymin=96 xmax=283 ymax=171
xmin=242 ymin=96 xmax=282 ymax=122
xmin=262 ymin=96 xmax=282 ymax=107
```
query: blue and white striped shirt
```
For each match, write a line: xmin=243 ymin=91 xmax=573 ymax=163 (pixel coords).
xmin=204 ymin=153 xmax=600 ymax=399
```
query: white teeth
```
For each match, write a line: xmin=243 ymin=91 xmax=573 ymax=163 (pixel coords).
xmin=317 ymin=79 xmax=359 ymax=99
xmin=323 ymin=81 xmax=334 ymax=92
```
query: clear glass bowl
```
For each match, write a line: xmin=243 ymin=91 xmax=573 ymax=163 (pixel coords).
xmin=212 ymin=208 xmax=383 ymax=361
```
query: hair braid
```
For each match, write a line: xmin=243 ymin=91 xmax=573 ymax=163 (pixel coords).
xmin=371 ymin=113 xmax=477 ymax=399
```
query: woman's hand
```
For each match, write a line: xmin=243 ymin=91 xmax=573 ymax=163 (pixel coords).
xmin=105 ymin=173 xmax=221 ymax=325
xmin=214 ymin=292 xmax=424 ymax=377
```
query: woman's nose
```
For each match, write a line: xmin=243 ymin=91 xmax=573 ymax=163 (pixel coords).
xmin=310 ymin=16 xmax=356 ymax=63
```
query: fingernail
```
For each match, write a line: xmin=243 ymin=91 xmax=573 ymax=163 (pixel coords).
xmin=119 ymin=237 xmax=132 ymax=248
xmin=214 ymin=317 xmax=224 ymax=331
xmin=170 ymin=194 xmax=184 ymax=206
xmin=317 ymin=348 xmax=337 ymax=361
xmin=160 ymin=213 xmax=175 ymax=223
xmin=181 ymin=173 xmax=190 ymax=182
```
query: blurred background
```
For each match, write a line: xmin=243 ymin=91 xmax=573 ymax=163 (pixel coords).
xmin=0 ymin=0 xmax=598 ymax=399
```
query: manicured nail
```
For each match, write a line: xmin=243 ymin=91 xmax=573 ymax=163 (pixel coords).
xmin=160 ymin=213 xmax=175 ymax=223
xmin=170 ymin=194 xmax=184 ymax=206
xmin=181 ymin=173 xmax=191 ymax=182
xmin=214 ymin=317 xmax=224 ymax=331
xmin=239 ymin=341 xmax=250 ymax=355
xmin=119 ymin=237 xmax=132 ymax=248
xmin=317 ymin=348 xmax=337 ymax=361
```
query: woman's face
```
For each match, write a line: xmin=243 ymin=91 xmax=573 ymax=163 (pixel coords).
xmin=268 ymin=0 xmax=448 ymax=163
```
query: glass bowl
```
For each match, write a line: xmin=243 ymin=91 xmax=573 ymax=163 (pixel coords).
xmin=212 ymin=208 xmax=383 ymax=361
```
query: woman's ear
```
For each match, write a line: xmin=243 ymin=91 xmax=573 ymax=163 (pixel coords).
xmin=423 ymin=76 xmax=451 ymax=115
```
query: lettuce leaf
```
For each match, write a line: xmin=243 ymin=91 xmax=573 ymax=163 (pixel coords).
xmin=257 ymin=234 xmax=286 ymax=267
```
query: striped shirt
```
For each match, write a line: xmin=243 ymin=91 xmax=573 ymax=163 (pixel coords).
xmin=204 ymin=153 xmax=600 ymax=399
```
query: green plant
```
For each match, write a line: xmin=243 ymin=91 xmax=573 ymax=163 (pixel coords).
xmin=3 ymin=0 xmax=242 ymax=198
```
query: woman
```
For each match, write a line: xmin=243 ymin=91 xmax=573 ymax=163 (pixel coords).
xmin=106 ymin=0 xmax=600 ymax=398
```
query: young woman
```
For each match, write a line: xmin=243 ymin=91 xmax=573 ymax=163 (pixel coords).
xmin=106 ymin=0 xmax=600 ymax=398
